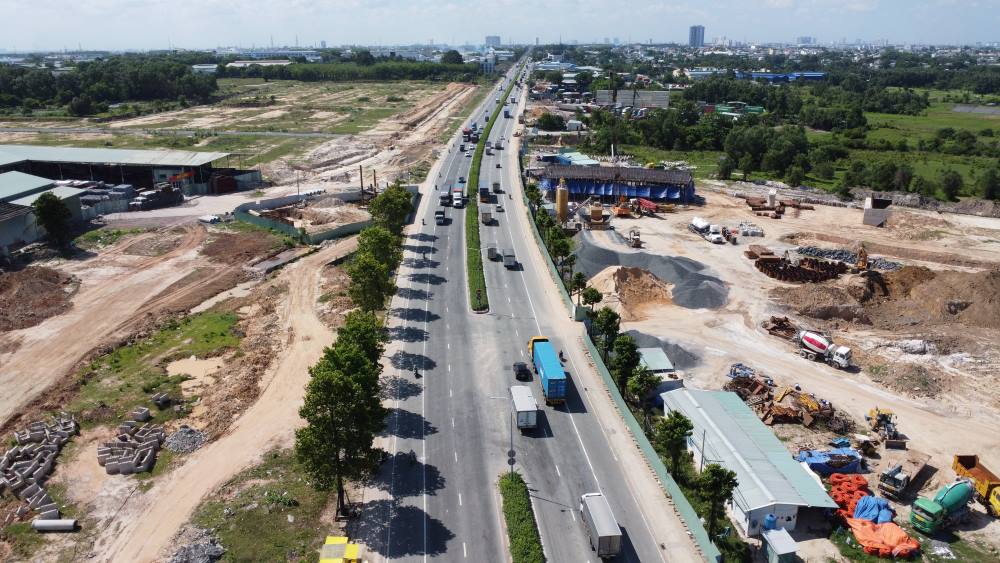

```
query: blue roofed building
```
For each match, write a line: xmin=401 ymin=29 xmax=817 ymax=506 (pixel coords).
xmin=531 ymin=164 xmax=695 ymax=203
xmin=660 ymin=388 xmax=837 ymax=536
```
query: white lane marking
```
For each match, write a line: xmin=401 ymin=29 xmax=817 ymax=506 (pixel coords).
xmin=448 ymin=364 xmax=452 ymax=372
xmin=463 ymin=542 xmax=468 ymax=558
xmin=555 ymin=464 xmax=561 ymax=477
xmin=570 ymin=510 xmax=576 ymax=522
xmin=452 ymin=417 xmax=455 ymax=428
xmin=507 ymin=296 xmax=511 ymax=304
xmin=447 ymin=342 xmax=451 ymax=350
xmin=519 ymin=349 xmax=525 ymax=357
xmin=459 ymin=493 xmax=463 ymax=506
xmin=450 ymin=389 xmax=453 ymax=398
xmin=454 ymin=451 xmax=459 ymax=463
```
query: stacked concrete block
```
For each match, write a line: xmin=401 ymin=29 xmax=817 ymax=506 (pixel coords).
xmin=97 ymin=418 xmax=165 ymax=476
xmin=1 ymin=414 xmax=78 ymax=527
xmin=151 ymin=393 xmax=171 ymax=409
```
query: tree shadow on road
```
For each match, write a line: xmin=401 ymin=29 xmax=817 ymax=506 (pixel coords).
xmin=396 ymin=287 xmax=431 ymax=301
xmin=347 ymin=498 xmax=455 ymax=559
xmin=401 ymin=256 xmax=440 ymax=269
xmin=387 ymin=325 xmax=429 ymax=343
xmin=403 ymin=244 xmax=436 ymax=255
xmin=392 ymin=307 xmax=440 ymax=323
xmin=408 ymin=233 xmax=438 ymax=243
xmin=381 ymin=407 xmax=437 ymax=440
xmin=371 ymin=453 xmax=447 ymax=498
xmin=383 ymin=375 xmax=422 ymax=401
xmin=409 ymin=273 xmax=447 ymax=285
xmin=389 ymin=350 xmax=437 ymax=371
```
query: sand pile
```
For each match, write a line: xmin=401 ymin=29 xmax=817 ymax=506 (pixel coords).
xmin=575 ymin=231 xmax=728 ymax=309
xmin=0 ymin=267 xmax=78 ymax=332
xmin=590 ymin=266 xmax=673 ymax=321
xmin=774 ymin=266 xmax=1000 ymax=331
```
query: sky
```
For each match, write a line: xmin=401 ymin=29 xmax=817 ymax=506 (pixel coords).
xmin=1 ymin=0 xmax=998 ymax=52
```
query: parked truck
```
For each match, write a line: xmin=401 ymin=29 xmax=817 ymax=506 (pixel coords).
xmin=910 ymin=479 xmax=974 ymax=534
xmin=580 ymin=493 xmax=622 ymax=558
xmin=797 ymin=330 xmax=852 ymax=369
xmin=953 ymin=455 xmax=1000 ymax=517
xmin=510 ymin=385 xmax=538 ymax=430
xmin=878 ymin=449 xmax=930 ymax=499
xmin=527 ymin=337 xmax=565 ymax=405
xmin=688 ymin=217 xmax=725 ymax=244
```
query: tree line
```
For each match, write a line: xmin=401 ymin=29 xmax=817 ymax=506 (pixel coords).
xmin=219 ymin=61 xmax=480 ymax=83
xmin=295 ymin=183 xmax=413 ymax=516
xmin=0 ymin=54 xmax=217 ymax=116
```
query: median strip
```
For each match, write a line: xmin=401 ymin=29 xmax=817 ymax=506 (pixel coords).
xmin=466 ymin=64 xmax=523 ymax=311
xmin=498 ymin=471 xmax=546 ymax=563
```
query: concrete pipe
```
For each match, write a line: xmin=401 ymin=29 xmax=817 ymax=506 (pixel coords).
xmin=31 ymin=519 xmax=76 ymax=532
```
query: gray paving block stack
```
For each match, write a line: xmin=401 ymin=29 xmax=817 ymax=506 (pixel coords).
xmin=96 ymin=408 xmax=165 ymax=475
xmin=0 ymin=414 xmax=78 ymax=527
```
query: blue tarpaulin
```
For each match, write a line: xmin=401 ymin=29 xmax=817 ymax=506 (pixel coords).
xmin=538 ymin=177 xmax=694 ymax=203
xmin=796 ymin=448 xmax=863 ymax=475
xmin=853 ymin=495 xmax=895 ymax=524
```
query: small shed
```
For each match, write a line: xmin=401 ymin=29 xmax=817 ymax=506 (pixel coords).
xmin=638 ymin=347 xmax=674 ymax=374
xmin=762 ymin=527 xmax=797 ymax=563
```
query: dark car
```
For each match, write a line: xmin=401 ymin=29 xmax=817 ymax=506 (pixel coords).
xmin=512 ymin=361 xmax=531 ymax=381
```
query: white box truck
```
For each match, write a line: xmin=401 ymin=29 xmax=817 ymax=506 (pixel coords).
xmin=510 ymin=386 xmax=538 ymax=430
xmin=580 ymin=493 xmax=622 ymax=559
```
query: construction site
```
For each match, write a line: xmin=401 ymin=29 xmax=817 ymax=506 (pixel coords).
xmin=0 ymin=72 xmax=483 ymax=561
xmin=535 ymin=166 xmax=1000 ymax=558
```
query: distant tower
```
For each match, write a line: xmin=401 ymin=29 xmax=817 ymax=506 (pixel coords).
xmin=689 ymin=25 xmax=705 ymax=48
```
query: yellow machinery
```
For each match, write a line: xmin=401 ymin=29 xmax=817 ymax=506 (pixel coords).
xmin=867 ymin=407 xmax=907 ymax=449
xmin=856 ymin=245 xmax=869 ymax=271
xmin=612 ymin=195 xmax=632 ymax=218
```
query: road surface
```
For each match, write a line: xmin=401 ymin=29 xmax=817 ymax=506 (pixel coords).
xmin=352 ymin=61 xmax=703 ymax=562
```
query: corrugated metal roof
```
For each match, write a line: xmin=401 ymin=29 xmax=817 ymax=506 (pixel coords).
xmin=0 ymin=201 xmax=30 ymax=221
xmin=0 ymin=149 xmax=24 ymax=167
xmin=0 ymin=144 xmax=228 ymax=168
xmin=11 ymin=186 xmax=85 ymax=207
xmin=660 ymin=388 xmax=837 ymax=512
xmin=639 ymin=347 xmax=674 ymax=372
xmin=0 ymin=171 xmax=54 ymax=202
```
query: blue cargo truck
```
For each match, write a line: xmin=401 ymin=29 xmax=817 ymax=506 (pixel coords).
xmin=528 ymin=336 xmax=566 ymax=405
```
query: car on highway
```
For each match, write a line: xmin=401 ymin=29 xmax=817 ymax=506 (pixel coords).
xmin=458 ymin=176 xmax=466 ymax=183
xmin=435 ymin=210 xmax=446 ymax=225
xmin=465 ymin=151 xmax=472 ymax=158
xmin=495 ymin=202 xmax=504 ymax=213
xmin=512 ymin=361 xmax=531 ymax=381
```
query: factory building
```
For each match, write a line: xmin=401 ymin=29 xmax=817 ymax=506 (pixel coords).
xmin=531 ymin=164 xmax=695 ymax=203
xmin=0 ymin=171 xmax=85 ymax=255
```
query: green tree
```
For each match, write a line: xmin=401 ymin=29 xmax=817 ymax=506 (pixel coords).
xmin=978 ymin=167 xmax=1000 ymax=200
xmin=32 ymin=192 xmax=74 ymax=248
xmin=347 ymin=251 xmax=396 ymax=311
xmin=440 ymin=50 xmax=464 ymax=65
xmin=536 ymin=112 xmax=566 ymax=131
xmin=368 ymin=182 xmax=414 ymax=235
xmin=591 ymin=307 xmax=621 ymax=362
xmin=582 ymin=287 xmax=603 ymax=308
xmin=357 ymin=225 xmax=402 ymax=270
xmin=627 ymin=365 xmax=660 ymax=409
xmin=700 ymin=463 xmax=739 ymax=539
xmin=814 ymin=161 xmax=835 ymax=180
xmin=550 ymin=236 xmax=572 ymax=280
xmin=67 ymin=94 xmax=94 ymax=116
xmin=652 ymin=410 xmax=694 ymax=476
xmin=354 ymin=50 xmax=376 ymax=66
xmin=295 ymin=348 xmax=386 ymax=515
xmin=941 ymin=169 xmax=963 ymax=201
xmin=570 ymin=272 xmax=588 ymax=305
xmin=335 ymin=310 xmax=388 ymax=364
xmin=525 ymin=183 xmax=543 ymax=211
xmin=785 ymin=165 xmax=805 ymax=187
xmin=717 ymin=157 xmax=733 ymax=181
xmin=738 ymin=155 xmax=754 ymax=181
xmin=608 ymin=334 xmax=639 ymax=392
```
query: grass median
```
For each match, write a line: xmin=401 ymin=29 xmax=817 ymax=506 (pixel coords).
xmin=465 ymin=65 xmax=522 ymax=311
xmin=498 ymin=471 xmax=546 ymax=563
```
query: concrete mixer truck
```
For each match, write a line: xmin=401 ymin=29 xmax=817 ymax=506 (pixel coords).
xmin=910 ymin=479 xmax=974 ymax=534
xmin=796 ymin=330 xmax=852 ymax=369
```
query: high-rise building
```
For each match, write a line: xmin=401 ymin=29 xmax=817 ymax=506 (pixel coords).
xmin=796 ymin=36 xmax=816 ymax=45
xmin=485 ymin=35 xmax=501 ymax=48
xmin=689 ymin=25 xmax=705 ymax=48
xmin=320 ymin=40 xmax=327 ymax=49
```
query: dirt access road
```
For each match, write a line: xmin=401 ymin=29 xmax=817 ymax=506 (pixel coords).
xmin=91 ymin=236 xmax=357 ymax=562
xmin=0 ymin=226 xmax=212 ymax=428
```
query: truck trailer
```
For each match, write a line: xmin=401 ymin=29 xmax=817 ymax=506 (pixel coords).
xmin=510 ymin=386 xmax=538 ymax=430
xmin=580 ymin=493 xmax=622 ymax=558
xmin=527 ymin=337 xmax=566 ymax=404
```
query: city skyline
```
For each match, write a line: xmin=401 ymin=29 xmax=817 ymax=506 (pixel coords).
xmin=2 ymin=0 xmax=999 ymax=51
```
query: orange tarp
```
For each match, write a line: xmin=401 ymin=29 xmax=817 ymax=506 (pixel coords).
xmin=845 ymin=518 xmax=920 ymax=558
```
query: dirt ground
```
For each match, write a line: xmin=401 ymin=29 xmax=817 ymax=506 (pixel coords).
xmin=589 ymin=188 xmax=1000 ymax=552
xmin=0 ymin=266 xmax=79 ymax=332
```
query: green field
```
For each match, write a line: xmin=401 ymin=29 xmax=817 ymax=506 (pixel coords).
xmin=866 ymin=101 xmax=1000 ymax=144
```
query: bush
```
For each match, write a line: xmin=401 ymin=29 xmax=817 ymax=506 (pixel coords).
xmin=536 ymin=112 xmax=565 ymax=131
xmin=498 ymin=472 xmax=545 ymax=563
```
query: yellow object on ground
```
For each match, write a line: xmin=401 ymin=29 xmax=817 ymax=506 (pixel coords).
xmin=320 ymin=536 xmax=363 ymax=563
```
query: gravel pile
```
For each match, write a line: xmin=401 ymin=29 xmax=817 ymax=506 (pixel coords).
xmin=795 ymin=246 xmax=902 ymax=271
xmin=575 ymin=232 xmax=729 ymax=309
xmin=165 ymin=426 xmax=206 ymax=454
xmin=169 ymin=528 xmax=224 ymax=563
xmin=625 ymin=330 xmax=700 ymax=370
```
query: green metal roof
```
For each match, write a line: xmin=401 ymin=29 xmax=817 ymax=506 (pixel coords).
xmin=660 ymin=388 xmax=838 ymax=512
xmin=638 ymin=347 xmax=674 ymax=372
xmin=0 ymin=144 xmax=228 ymax=168
xmin=0 ymin=171 xmax=54 ymax=202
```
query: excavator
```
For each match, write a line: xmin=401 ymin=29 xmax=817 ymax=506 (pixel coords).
xmin=867 ymin=407 xmax=908 ymax=449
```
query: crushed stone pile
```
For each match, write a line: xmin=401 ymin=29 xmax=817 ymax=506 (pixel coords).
xmin=165 ymin=426 xmax=206 ymax=454
xmin=575 ymin=232 xmax=728 ymax=309
xmin=169 ymin=527 xmax=225 ymax=563
xmin=796 ymin=246 xmax=901 ymax=271
xmin=625 ymin=330 xmax=700 ymax=370
xmin=0 ymin=266 xmax=77 ymax=332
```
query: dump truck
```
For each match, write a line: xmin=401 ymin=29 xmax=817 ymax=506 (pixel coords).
xmin=439 ymin=189 xmax=451 ymax=206
xmin=910 ymin=479 xmax=974 ymax=534
xmin=797 ymin=331 xmax=852 ymax=369
xmin=527 ymin=337 xmax=566 ymax=405
xmin=503 ymin=249 xmax=516 ymax=269
xmin=878 ymin=449 xmax=930 ymax=499
xmin=580 ymin=493 xmax=622 ymax=558
xmin=510 ymin=385 xmax=538 ymax=430
xmin=481 ymin=207 xmax=492 ymax=225
xmin=479 ymin=186 xmax=490 ymax=203
xmin=953 ymin=455 xmax=1000 ymax=516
